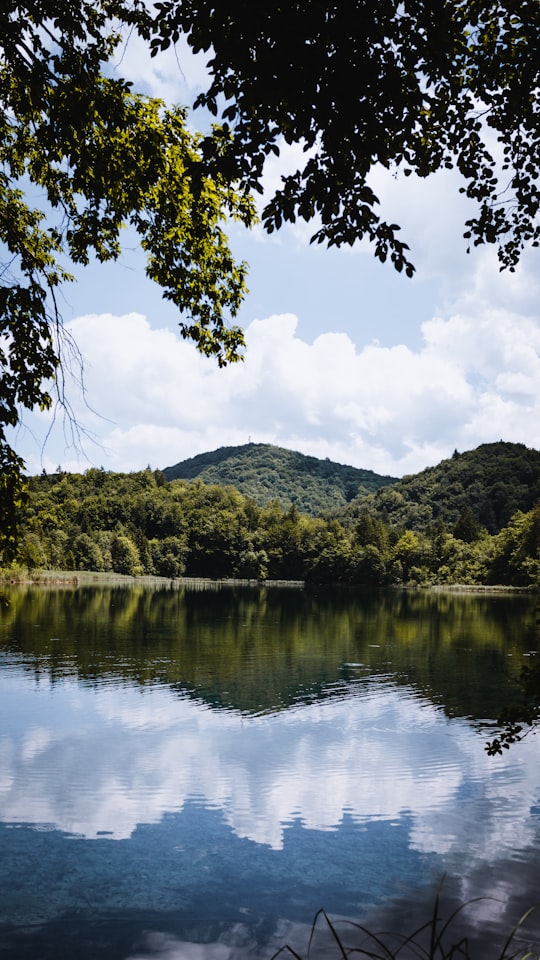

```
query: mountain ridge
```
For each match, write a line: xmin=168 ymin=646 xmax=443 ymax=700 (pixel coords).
xmin=342 ymin=440 xmax=540 ymax=534
xmin=163 ymin=442 xmax=397 ymax=516
xmin=164 ymin=440 xmax=540 ymax=532
xmin=13 ymin=439 xmax=540 ymax=586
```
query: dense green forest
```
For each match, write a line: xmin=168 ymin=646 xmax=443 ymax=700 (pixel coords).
xmin=343 ymin=442 xmax=540 ymax=534
xmin=5 ymin=441 xmax=539 ymax=588
xmin=164 ymin=443 xmax=396 ymax=515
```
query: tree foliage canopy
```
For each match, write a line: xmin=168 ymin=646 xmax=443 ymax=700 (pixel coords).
xmin=150 ymin=0 xmax=540 ymax=274
xmin=163 ymin=442 xmax=396 ymax=515
xmin=9 ymin=441 xmax=540 ymax=590
xmin=0 ymin=0 xmax=256 ymax=557
xmin=1 ymin=0 xmax=540 ymax=558
xmin=344 ymin=442 xmax=540 ymax=535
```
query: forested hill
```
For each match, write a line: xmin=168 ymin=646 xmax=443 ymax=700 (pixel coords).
xmin=10 ymin=440 xmax=540 ymax=586
xmin=163 ymin=443 xmax=396 ymax=516
xmin=344 ymin=442 xmax=540 ymax=535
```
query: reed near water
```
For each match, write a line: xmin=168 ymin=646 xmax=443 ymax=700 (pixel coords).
xmin=273 ymin=889 xmax=539 ymax=960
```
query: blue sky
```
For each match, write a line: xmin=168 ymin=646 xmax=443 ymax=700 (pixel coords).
xmin=12 ymin=36 xmax=540 ymax=478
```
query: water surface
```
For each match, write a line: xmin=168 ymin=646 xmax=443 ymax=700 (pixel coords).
xmin=0 ymin=583 xmax=539 ymax=959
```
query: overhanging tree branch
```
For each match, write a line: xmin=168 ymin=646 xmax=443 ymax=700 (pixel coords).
xmin=0 ymin=0 xmax=256 ymax=558
xmin=148 ymin=0 xmax=540 ymax=273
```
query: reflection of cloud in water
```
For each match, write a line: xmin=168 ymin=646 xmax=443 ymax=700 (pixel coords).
xmin=130 ymin=933 xmax=233 ymax=960
xmin=127 ymin=923 xmax=308 ymax=960
xmin=352 ymin=866 xmax=540 ymax=960
xmin=21 ymin=726 xmax=53 ymax=762
xmin=1 ymin=675 xmax=540 ymax=871
xmin=128 ymin=921 xmax=329 ymax=960
xmin=125 ymin=883 xmax=540 ymax=960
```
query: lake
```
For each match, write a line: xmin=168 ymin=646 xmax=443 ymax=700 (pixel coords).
xmin=1 ymin=581 xmax=539 ymax=960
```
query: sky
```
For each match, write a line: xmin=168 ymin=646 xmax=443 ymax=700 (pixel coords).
xmin=11 ymin=36 xmax=540 ymax=479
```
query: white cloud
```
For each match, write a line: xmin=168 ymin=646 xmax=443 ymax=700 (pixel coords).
xmin=114 ymin=31 xmax=210 ymax=105
xmin=14 ymin=286 xmax=540 ymax=478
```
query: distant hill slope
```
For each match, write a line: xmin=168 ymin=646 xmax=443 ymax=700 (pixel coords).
xmin=163 ymin=443 xmax=397 ymax=516
xmin=343 ymin=441 xmax=540 ymax=534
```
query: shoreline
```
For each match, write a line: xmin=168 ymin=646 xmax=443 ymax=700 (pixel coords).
xmin=0 ymin=569 xmax=305 ymax=589
xmin=0 ymin=569 xmax=537 ymax=594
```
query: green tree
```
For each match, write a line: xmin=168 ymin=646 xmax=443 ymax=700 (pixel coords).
xmin=152 ymin=0 xmax=540 ymax=273
xmin=18 ymin=531 xmax=47 ymax=570
xmin=236 ymin=545 xmax=269 ymax=580
xmin=392 ymin=530 xmax=424 ymax=583
xmin=110 ymin=533 xmax=142 ymax=576
xmin=72 ymin=533 xmax=104 ymax=571
xmin=351 ymin=544 xmax=387 ymax=586
xmin=0 ymin=446 xmax=27 ymax=562
xmin=488 ymin=506 xmax=540 ymax=586
xmin=453 ymin=505 xmax=481 ymax=543
xmin=0 ymin=0 xmax=255 ymax=558
xmin=304 ymin=519 xmax=354 ymax=584
xmin=150 ymin=535 xmax=187 ymax=578
xmin=4 ymin=2 xmax=540 ymax=562
xmin=354 ymin=510 xmax=389 ymax=555
xmin=9 ymin=462 xmax=540 ymax=588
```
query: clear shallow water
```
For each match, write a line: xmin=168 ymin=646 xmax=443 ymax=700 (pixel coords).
xmin=0 ymin=583 xmax=539 ymax=959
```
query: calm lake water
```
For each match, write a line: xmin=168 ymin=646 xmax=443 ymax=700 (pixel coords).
xmin=1 ymin=582 xmax=539 ymax=960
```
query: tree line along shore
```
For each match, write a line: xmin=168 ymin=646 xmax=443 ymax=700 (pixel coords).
xmin=4 ymin=461 xmax=539 ymax=589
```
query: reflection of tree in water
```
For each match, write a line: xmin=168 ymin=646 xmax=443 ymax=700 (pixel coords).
xmin=0 ymin=584 xmax=537 ymax=722
xmin=486 ymin=598 xmax=540 ymax=755
xmin=1 ymin=588 xmax=540 ymax=960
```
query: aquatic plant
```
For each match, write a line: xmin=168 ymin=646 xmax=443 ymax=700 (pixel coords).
xmin=271 ymin=886 xmax=538 ymax=960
